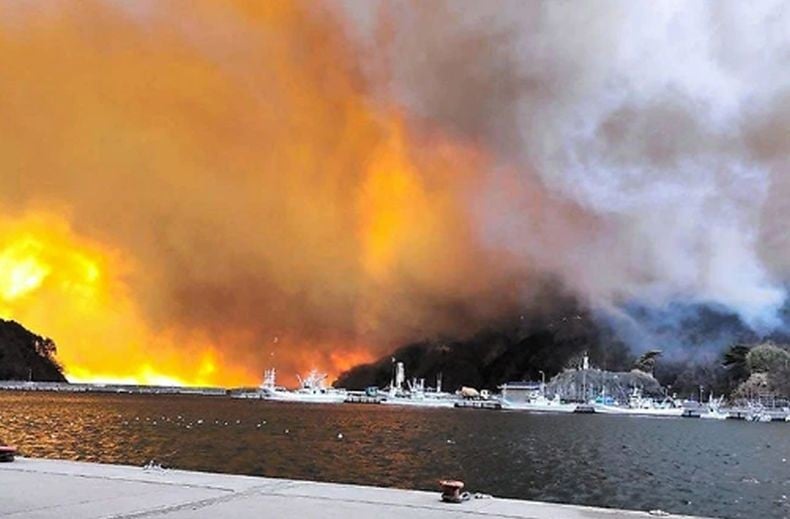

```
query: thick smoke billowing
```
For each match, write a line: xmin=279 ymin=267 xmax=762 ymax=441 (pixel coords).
xmin=0 ymin=1 xmax=788 ymax=383
xmin=341 ymin=0 xmax=790 ymax=353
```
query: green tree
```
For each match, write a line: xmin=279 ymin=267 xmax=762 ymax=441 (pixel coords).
xmin=722 ymin=344 xmax=751 ymax=378
xmin=746 ymin=343 xmax=790 ymax=373
xmin=768 ymin=362 xmax=790 ymax=397
xmin=633 ymin=350 xmax=662 ymax=374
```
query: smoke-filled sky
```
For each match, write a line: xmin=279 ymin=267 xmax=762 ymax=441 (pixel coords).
xmin=0 ymin=1 xmax=787 ymax=385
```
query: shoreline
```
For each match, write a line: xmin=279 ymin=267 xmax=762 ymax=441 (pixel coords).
xmin=3 ymin=384 xmax=788 ymax=423
xmin=0 ymin=457 xmax=704 ymax=518
xmin=0 ymin=380 xmax=228 ymax=396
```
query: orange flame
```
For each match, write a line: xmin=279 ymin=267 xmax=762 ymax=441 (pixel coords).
xmin=0 ymin=211 xmax=253 ymax=386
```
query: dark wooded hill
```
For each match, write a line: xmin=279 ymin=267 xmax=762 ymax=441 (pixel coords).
xmin=334 ymin=310 xmax=634 ymax=391
xmin=0 ymin=318 xmax=67 ymax=382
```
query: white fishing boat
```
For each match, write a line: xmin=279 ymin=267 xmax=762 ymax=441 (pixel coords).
xmin=747 ymin=412 xmax=773 ymax=423
xmin=504 ymin=393 xmax=578 ymax=413
xmin=500 ymin=381 xmax=577 ymax=413
xmin=383 ymin=392 xmax=456 ymax=408
xmin=381 ymin=363 xmax=456 ymax=408
xmin=700 ymin=393 xmax=729 ymax=420
xmin=592 ymin=387 xmax=684 ymax=417
xmin=237 ymin=368 xmax=346 ymax=403
xmin=745 ymin=403 xmax=773 ymax=423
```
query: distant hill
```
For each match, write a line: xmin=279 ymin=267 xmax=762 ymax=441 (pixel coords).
xmin=0 ymin=319 xmax=67 ymax=382
xmin=333 ymin=294 xmax=790 ymax=398
xmin=334 ymin=310 xmax=635 ymax=391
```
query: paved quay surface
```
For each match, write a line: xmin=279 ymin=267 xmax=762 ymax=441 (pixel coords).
xmin=0 ymin=458 xmax=704 ymax=518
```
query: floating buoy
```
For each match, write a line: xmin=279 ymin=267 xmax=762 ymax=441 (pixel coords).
xmin=337 ymin=433 xmax=343 ymax=440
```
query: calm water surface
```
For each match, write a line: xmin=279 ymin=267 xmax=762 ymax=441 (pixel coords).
xmin=0 ymin=392 xmax=788 ymax=518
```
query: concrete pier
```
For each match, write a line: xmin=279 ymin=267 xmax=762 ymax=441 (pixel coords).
xmin=0 ymin=458 xmax=702 ymax=518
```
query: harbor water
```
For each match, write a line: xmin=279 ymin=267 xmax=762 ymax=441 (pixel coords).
xmin=0 ymin=392 xmax=787 ymax=518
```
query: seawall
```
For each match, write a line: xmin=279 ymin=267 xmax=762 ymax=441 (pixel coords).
xmin=0 ymin=457 xmax=705 ymax=518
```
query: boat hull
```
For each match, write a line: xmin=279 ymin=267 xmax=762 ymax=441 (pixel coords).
xmin=382 ymin=398 xmax=456 ymax=409
xmin=232 ymin=391 xmax=346 ymax=404
xmin=700 ymin=412 xmax=729 ymax=420
xmin=504 ymin=402 xmax=578 ymax=413
xmin=263 ymin=393 xmax=346 ymax=404
xmin=593 ymin=405 xmax=684 ymax=417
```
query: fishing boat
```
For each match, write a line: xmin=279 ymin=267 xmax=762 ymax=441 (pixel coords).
xmin=745 ymin=402 xmax=774 ymax=423
xmin=700 ymin=393 xmax=729 ymax=420
xmin=746 ymin=411 xmax=773 ymax=423
xmin=382 ymin=391 xmax=456 ymax=408
xmin=505 ymin=393 xmax=578 ymax=413
xmin=592 ymin=387 xmax=684 ymax=417
xmin=235 ymin=368 xmax=347 ymax=403
xmin=500 ymin=382 xmax=577 ymax=413
xmin=381 ymin=363 xmax=456 ymax=408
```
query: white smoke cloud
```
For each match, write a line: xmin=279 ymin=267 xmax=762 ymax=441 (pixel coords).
xmin=518 ymin=2 xmax=788 ymax=329
xmin=341 ymin=0 xmax=790 ymax=335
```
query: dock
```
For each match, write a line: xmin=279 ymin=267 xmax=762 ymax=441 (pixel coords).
xmin=0 ymin=457 xmax=703 ymax=518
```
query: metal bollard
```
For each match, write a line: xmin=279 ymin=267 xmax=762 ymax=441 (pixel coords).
xmin=438 ymin=479 xmax=467 ymax=503
xmin=0 ymin=446 xmax=16 ymax=462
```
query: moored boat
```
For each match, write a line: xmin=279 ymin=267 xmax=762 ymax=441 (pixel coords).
xmin=591 ymin=388 xmax=684 ymax=417
xmin=381 ymin=364 xmax=457 ymax=408
xmin=233 ymin=369 xmax=346 ymax=403
xmin=499 ymin=380 xmax=577 ymax=414
xmin=700 ymin=393 xmax=729 ymax=420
